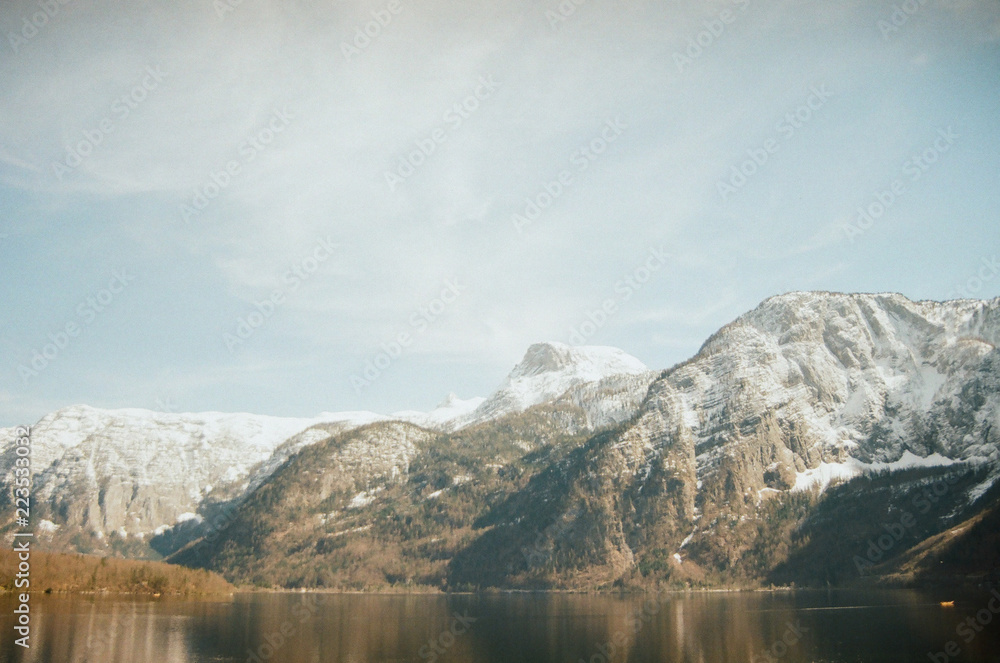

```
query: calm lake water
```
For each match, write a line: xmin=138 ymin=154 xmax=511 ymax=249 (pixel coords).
xmin=2 ymin=590 xmax=999 ymax=662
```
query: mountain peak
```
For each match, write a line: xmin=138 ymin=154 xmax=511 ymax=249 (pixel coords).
xmin=436 ymin=392 xmax=465 ymax=409
xmin=511 ymin=342 xmax=648 ymax=380
xmin=442 ymin=342 xmax=652 ymax=428
xmin=511 ymin=342 xmax=577 ymax=377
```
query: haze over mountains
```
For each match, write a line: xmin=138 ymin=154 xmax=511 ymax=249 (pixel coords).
xmin=3 ymin=292 xmax=999 ymax=589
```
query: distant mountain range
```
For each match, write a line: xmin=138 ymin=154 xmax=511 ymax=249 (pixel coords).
xmin=3 ymin=292 xmax=999 ymax=590
xmin=0 ymin=340 xmax=653 ymax=555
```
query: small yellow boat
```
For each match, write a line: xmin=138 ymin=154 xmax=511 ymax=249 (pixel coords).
xmin=940 ymin=601 xmax=955 ymax=607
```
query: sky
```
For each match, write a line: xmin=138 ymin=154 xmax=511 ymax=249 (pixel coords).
xmin=1 ymin=0 xmax=999 ymax=426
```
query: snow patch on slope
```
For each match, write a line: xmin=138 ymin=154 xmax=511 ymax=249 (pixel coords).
xmin=793 ymin=451 xmax=959 ymax=493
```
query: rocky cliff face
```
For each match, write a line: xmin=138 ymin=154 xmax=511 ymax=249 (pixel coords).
xmin=0 ymin=406 xmax=344 ymax=551
xmin=450 ymin=293 xmax=1000 ymax=587
xmin=688 ymin=292 xmax=999 ymax=464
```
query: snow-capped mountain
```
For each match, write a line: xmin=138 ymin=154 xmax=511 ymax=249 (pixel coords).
xmin=0 ymin=406 xmax=369 ymax=542
xmin=191 ymin=292 xmax=1000 ymax=591
xmin=450 ymin=293 xmax=1000 ymax=587
xmin=9 ymin=292 xmax=1000 ymax=590
xmin=675 ymin=292 xmax=1000 ymax=485
xmin=0 ymin=342 xmax=655 ymax=551
xmin=0 ymin=401 xmax=471 ymax=545
xmin=450 ymin=341 xmax=655 ymax=430
xmin=632 ymin=290 xmax=1000 ymax=512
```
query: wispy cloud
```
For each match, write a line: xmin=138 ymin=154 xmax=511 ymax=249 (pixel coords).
xmin=1 ymin=0 xmax=998 ymax=423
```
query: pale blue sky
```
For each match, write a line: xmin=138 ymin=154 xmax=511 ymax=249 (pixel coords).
xmin=1 ymin=0 xmax=999 ymax=426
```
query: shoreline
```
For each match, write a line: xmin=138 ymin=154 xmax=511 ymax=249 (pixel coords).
xmin=3 ymin=583 xmax=991 ymax=598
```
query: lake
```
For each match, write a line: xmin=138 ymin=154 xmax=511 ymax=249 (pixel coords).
xmin=2 ymin=589 xmax=999 ymax=662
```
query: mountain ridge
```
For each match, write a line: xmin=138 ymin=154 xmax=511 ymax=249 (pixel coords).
xmin=0 ymin=340 xmax=654 ymax=555
xmin=4 ymin=291 xmax=999 ymax=591
xmin=447 ymin=292 xmax=1000 ymax=588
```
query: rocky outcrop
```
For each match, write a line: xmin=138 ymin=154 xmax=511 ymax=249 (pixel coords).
xmin=450 ymin=293 xmax=1000 ymax=587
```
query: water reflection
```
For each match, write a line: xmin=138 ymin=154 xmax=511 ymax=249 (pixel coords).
xmin=2 ymin=590 xmax=999 ymax=663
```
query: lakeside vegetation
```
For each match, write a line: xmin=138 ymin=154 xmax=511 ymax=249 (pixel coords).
xmin=0 ymin=548 xmax=234 ymax=595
